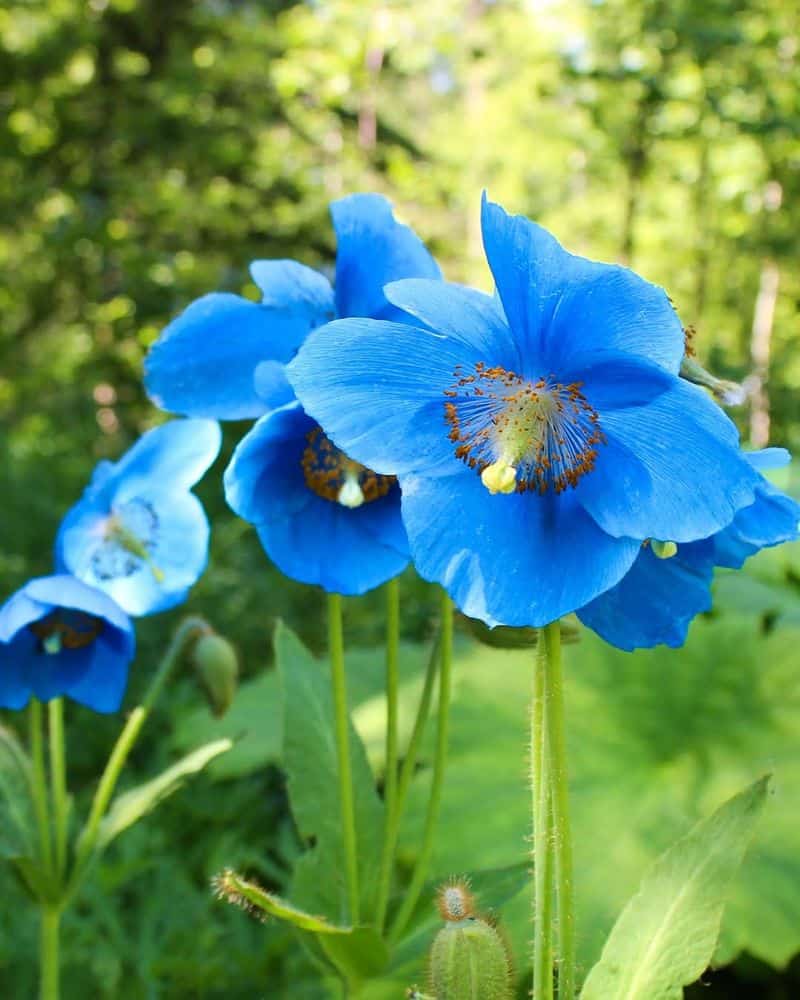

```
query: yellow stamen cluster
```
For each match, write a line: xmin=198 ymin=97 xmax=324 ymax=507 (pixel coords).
xmin=301 ymin=427 xmax=395 ymax=508
xmin=444 ymin=362 xmax=605 ymax=495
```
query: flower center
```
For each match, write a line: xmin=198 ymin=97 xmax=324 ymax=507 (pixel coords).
xmin=29 ymin=609 xmax=104 ymax=655
xmin=301 ymin=426 xmax=395 ymax=508
xmin=444 ymin=362 xmax=606 ymax=495
xmin=94 ymin=499 xmax=164 ymax=582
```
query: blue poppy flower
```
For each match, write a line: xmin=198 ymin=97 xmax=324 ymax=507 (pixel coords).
xmin=56 ymin=419 xmax=221 ymax=617
xmin=144 ymin=193 xmax=441 ymax=419
xmin=0 ymin=576 xmax=135 ymax=712
xmin=224 ymin=401 xmax=409 ymax=595
xmin=576 ymin=449 xmax=800 ymax=650
xmin=287 ymin=195 xmax=762 ymax=627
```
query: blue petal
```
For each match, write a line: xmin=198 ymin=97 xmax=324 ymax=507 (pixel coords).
xmin=400 ymin=470 xmax=640 ymax=627
xmin=0 ymin=588 xmax=51 ymax=642
xmin=714 ymin=483 xmax=800 ymax=569
xmin=249 ymin=259 xmax=335 ymax=329
xmin=576 ymin=355 xmax=675 ymax=410
xmin=108 ymin=419 xmax=221 ymax=501
xmin=577 ymin=540 xmax=715 ymax=651
xmin=480 ymin=194 xmax=685 ymax=375
xmin=575 ymin=380 xmax=758 ymax=542
xmin=63 ymin=631 xmax=133 ymax=712
xmin=0 ymin=642 xmax=31 ymax=709
xmin=253 ymin=361 xmax=296 ymax=409
xmin=224 ymin=404 xmax=314 ymax=525
xmin=255 ymin=491 xmax=409 ymax=596
xmin=24 ymin=576 xmax=132 ymax=634
xmin=288 ymin=318 xmax=477 ymax=478
xmin=146 ymin=293 xmax=307 ymax=420
xmin=383 ymin=279 xmax=520 ymax=367
xmin=331 ymin=194 xmax=441 ymax=319
xmin=744 ymin=447 xmax=791 ymax=471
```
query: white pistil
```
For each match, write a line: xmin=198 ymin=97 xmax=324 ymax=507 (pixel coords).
xmin=337 ymin=472 xmax=365 ymax=509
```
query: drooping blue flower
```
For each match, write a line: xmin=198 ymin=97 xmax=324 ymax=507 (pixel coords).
xmin=144 ymin=193 xmax=441 ymax=419
xmin=56 ymin=419 xmax=221 ymax=616
xmin=577 ymin=449 xmax=800 ymax=649
xmin=288 ymin=195 xmax=762 ymax=628
xmin=224 ymin=400 xmax=409 ymax=595
xmin=0 ymin=576 xmax=135 ymax=712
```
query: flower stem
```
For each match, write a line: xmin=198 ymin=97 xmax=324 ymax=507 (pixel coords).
xmin=47 ymin=699 xmax=69 ymax=881
xmin=375 ymin=576 xmax=401 ymax=932
xmin=532 ymin=633 xmax=554 ymax=1000
xmin=389 ymin=589 xmax=453 ymax=944
xmin=534 ymin=622 xmax=575 ymax=1000
xmin=69 ymin=617 xmax=209 ymax=891
xmin=327 ymin=592 xmax=360 ymax=925
xmin=29 ymin=700 xmax=53 ymax=878
xmin=38 ymin=904 xmax=60 ymax=1000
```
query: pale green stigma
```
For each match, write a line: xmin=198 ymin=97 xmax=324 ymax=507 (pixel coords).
xmin=42 ymin=632 xmax=62 ymax=655
xmin=651 ymin=539 xmax=678 ymax=559
xmin=337 ymin=471 xmax=366 ymax=509
xmin=481 ymin=459 xmax=518 ymax=495
xmin=106 ymin=515 xmax=164 ymax=582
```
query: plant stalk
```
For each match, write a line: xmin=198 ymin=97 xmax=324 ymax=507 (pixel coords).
xmin=28 ymin=700 xmax=53 ymax=878
xmin=48 ymin=699 xmax=69 ymax=880
xmin=532 ymin=630 xmax=554 ymax=999
xmin=389 ymin=589 xmax=453 ymax=944
xmin=327 ymin=592 xmax=360 ymax=925
xmin=375 ymin=576 xmax=401 ymax=931
xmin=38 ymin=905 xmax=60 ymax=1000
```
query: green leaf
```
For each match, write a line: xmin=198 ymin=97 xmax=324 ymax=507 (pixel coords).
xmin=580 ymin=777 xmax=768 ymax=1000
xmin=276 ymin=622 xmax=384 ymax=923
xmin=96 ymin=739 xmax=232 ymax=850
xmin=0 ymin=723 xmax=35 ymax=860
xmin=320 ymin=927 xmax=391 ymax=984
xmin=171 ymin=667 xmax=282 ymax=779
xmin=396 ymin=617 xmax=800 ymax=977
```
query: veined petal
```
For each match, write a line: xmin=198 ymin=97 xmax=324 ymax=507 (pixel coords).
xmin=714 ymin=483 xmax=800 ymax=569
xmin=224 ymin=404 xmax=314 ymax=525
xmin=400 ymin=470 xmax=640 ymax=627
xmin=108 ymin=419 xmax=221 ymax=502
xmin=480 ymin=194 xmax=684 ymax=375
xmin=383 ymin=279 xmax=520 ymax=368
xmin=145 ymin=293 xmax=306 ymax=419
xmin=288 ymin=318 xmax=475 ymax=478
xmin=576 ymin=381 xmax=758 ymax=542
xmin=255 ymin=492 xmax=408 ymax=596
xmin=249 ymin=259 xmax=335 ymax=329
xmin=253 ymin=361 xmax=296 ymax=409
xmin=577 ymin=540 xmax=714 ymax=651
xmin=331 ymin=194 xmax=441 ymax=319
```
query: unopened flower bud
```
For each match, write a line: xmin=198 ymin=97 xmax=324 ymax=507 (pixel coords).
xmin=428 ymin=916 xmax=513 ymax=999
xmin=192 ymin=633 xmax=238 ymax=717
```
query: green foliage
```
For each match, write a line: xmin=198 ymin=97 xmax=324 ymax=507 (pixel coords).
xmin=580 ymin=777 xmax=768 ymax=1000
xmin=0 ymin=723 xmax=35 ymax=860
xmin=95 ymin=738 xmax=233 ymax=850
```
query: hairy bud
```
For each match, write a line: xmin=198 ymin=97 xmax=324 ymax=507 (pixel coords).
xmin=192 ymin=633 xmax=239 ymax=717
xmin=428 ymin=917 xmax=513 ymax=999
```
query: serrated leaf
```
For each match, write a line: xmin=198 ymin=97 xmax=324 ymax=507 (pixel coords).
xmin=276 ymin=622 xmax=384 ymax=923
xmin=580 ymin=777 xmax=768 ymax=1000
xmin=95 ymin=739 xmax=232 ymax=850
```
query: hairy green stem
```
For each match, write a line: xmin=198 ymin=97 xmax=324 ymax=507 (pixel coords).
xmin=532 ymin=633 xmax=554 ymax=999
xmin=327 ymin=592 xmax=360 ymax=925
xmin=29 ymin=700 xmax=53 ymax=878
xmin=389 ymin=589 xmax=453 ymax=944
xmin=537 ymin=622 xmax=575 ymax=999
xmin=395 ymin=630 xmax=441 ymax=821
xmin=69 ymin=617 xmax=209 ymax=890
xmin=48 ymin=699 xmax=68 ymax=880
xmin=38 ymin=905 xmax=60 ymax=1000
xmin=375 ymin=576 xmax=401 ymax=931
